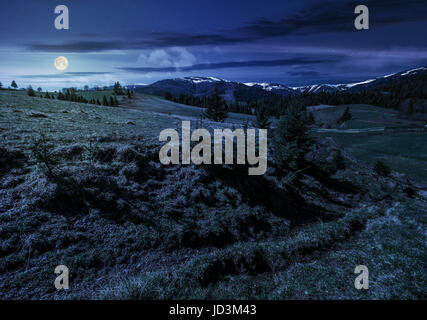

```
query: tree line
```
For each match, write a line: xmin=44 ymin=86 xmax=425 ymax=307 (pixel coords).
xmin=164 ymin=72 xmax=427 ymax=118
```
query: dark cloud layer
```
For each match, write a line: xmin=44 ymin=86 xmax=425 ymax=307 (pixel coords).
xmin=118 ymin=58 xmax=337 ymax=73
xmin=25 ymin=0 xmax=427 ymax=53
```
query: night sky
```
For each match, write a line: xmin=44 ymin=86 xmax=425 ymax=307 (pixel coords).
xmin=1 ymin=0 xmax=426 ymax=90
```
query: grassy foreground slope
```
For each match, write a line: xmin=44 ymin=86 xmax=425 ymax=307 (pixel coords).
xmin=0 ymin=91 xmax=426 ymax=299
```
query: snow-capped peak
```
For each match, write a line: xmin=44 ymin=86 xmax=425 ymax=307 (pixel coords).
xmin=182 ymin=76 xmax=227 ymax=84
xmin=345 ymin=79 xmax=375 ymax=88
xmin=244 ymin=82 xmax=290 ymax=92
xmin=400 ymin=67 xmax=426 ymax=76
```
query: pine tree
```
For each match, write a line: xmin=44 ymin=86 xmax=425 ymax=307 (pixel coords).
xmin=97 ymin=99 xmax=101 ymax=105
xmin=102 ymin=96 xmax=109 ymax=106
xmin=254 ymin=107 xmax=271 ymax=129
xmin=114 ymin=95 xmax=119 ymax=106
xmin=11 ymin=81 xmax=18 ymax=89
xmin=308 ymin=111 xmax=315 ymax=125
xmin=337 ymin=106 xmax=352 ymax=124
xmin=109 ymin=96 xmax=115 ymax=106
xmin=127 ymin=90 xmax=132 ymax=99
xmin=0 ymin=81 xmax=2 ymax=89
xmin=272 ymin=104 xmax=313 ymax=171
xmin=27 ymin=86 xmax=35 ymax=97
xmin=332 ymin=150 xmax=346 ymax=170
xmin=165 ymin=91 xmax=173 ymax=101
xmin=113 ymin=82 xmax=123 ymax=95
xmin=204 ymin=88 xmax=228 ymax=122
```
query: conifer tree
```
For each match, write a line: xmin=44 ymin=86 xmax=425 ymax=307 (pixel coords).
xmin=273 ymin=104 xmax=313 ymax=171
xmin=254 ymin=107 xmax=271 ymax=129
xmin=102 ymin=96 xmax=109 ymax=106
xmin=27 ymin=86 xmax=35 ymax=97
xmin=113 ymin=82 xmax=123 ymax=95
xmin=204 ymin=88 xmax=228 ymax=122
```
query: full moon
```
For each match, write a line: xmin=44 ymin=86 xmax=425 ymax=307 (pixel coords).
xmin=54 ymin=56 xmax=69 ymax=71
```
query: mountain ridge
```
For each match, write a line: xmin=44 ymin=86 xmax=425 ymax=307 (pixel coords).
xmin=133 ymin=66 xmax=427 ymax=100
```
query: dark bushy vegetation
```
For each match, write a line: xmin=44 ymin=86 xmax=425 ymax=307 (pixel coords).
xmin=374 ymin=160 xmax=391 ymax=177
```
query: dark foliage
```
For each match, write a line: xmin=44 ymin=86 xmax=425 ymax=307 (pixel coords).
xmin=374 ymin=160 xmax=391 ymax=177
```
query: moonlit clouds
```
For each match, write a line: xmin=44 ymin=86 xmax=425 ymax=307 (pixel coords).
xmin=137 ymin=47 xmax=197 ymax=68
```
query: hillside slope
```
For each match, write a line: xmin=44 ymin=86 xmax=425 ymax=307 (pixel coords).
xmin=0 ymin=91 xmax=425 ymax=299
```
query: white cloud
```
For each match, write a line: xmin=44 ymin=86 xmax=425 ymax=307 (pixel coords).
xmin=137 ymin=47 xmax=196 ymax=68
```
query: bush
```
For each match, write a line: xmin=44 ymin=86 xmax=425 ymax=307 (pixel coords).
xmin=29 ymin=134 xmax=59 ymax=175
xmin=374 ymin=160 xmax=391 ymax=177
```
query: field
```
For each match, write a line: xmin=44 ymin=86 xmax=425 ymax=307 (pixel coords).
xmin=125 ymin=93 xmax=256 ymax=125
xmin=0 ymin=91 xmax=426 ymax=299
xmin=312 ymin=104 xmax=427 ymax=185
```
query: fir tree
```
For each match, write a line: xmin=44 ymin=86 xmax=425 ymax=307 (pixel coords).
xmin=254 ymin=107 xmax=271 ymax=129
xmin=113 ymin=82 xmax=123 ymax=95
xmin=337 ymin=106 xmax=352 ymax=124
xmin=332 ymin=150 xmax=346 ymax=170
xmin=27 ymin=86 xmax=35 ymax=97
xmin=204 ymin=88 xmax=228 ymax=122
xmin=102 ymin=96 xmax=109 ymax=106
xmin=272 ymin=104 xmax=313 ymax=171
xmin=11 ymin=81 xmax=18 ymax=89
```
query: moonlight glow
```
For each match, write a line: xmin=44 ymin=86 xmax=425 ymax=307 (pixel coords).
xmin=54 ymin=56 xmax=68 ymax=71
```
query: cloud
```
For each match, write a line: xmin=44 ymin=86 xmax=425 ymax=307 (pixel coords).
xmin=118 ymin=57 xmax=337 ymax=73
xmin=137 ymin=47 xmax=196 ymax=68
xmin=24 ymin=0 xmax=427 ymax=53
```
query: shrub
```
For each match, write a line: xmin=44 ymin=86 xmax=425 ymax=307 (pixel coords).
xmin=374 ymin=160 xmax=391 ymax=177
xmin=29 ymin=134 xmax=59 ymax=175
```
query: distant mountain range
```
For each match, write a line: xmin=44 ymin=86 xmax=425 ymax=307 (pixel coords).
xmin=132 ymin=67 xmax=427 ymax=101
